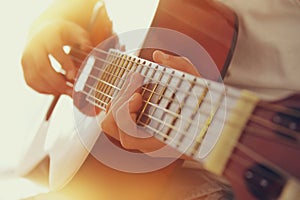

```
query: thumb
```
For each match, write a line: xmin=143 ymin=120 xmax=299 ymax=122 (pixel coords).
xmin=153 ymin=50 xmax=201 ymax=77
xmin=115 ymin=93 xmax=150 ymax=138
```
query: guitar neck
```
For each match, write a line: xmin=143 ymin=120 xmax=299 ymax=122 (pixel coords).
xmin=84 ymin=49 xmax=259 ymax=162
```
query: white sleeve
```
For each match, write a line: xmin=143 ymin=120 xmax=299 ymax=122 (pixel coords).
xmin=220 ymin=0 xmax=300 ymax=100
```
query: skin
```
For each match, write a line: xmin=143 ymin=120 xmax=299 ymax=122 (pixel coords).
xmin=21 ymin=0 xmax=201 ymax=153
xmin=21 ymin=0 xmax=111 ymax=96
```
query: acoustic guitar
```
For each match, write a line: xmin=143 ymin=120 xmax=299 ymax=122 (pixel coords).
xmin=21 ymin=0 xmax=299 ymax=199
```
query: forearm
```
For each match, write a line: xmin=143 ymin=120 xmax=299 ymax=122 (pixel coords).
xmin=29 ymin=0 xmax=102 ymax=35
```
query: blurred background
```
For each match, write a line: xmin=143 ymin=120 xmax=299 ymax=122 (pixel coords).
xmin=0 ymin=0 xmax=158 ymax=199
xmin=0 ymin=0 xmax=52 ymax=173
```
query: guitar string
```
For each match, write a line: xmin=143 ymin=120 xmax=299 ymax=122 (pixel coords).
xmin=69 ymin=51 xmax=300 ymax=142
xmin=71 ymin=49 xmax=230 ymax=102
xmin=70 ymin=47 xmax=300 ymax=150
xmin=78 ymin=67 xmax=300 ymax=147
xmin=71 ymin=47 xmax=300 ymax=180
xmin=71 ymin=46 xmax=300 ymax=119
xmin=85 ymin=83 xmax=290 ymax=145
xmin=73 ymin=52 xmax=299 ymax=134
xmin=71 ymin=50 xmax=254 ymax=116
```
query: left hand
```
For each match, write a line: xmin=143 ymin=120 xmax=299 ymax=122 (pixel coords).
xmin=101 ymin=50 xmax=200 ymax=154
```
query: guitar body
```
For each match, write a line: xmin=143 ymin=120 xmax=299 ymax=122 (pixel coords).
xmin=224 ymin=94 xmax=300 ymax=200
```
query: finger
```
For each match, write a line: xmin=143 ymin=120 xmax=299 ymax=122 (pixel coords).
xmin=114 ymin=93 xmax=143 ymax=137
xmin=102 ymin=74 xmax=144 ymax=143
xmin=35 ymin=50 xmax=73 ymax=96
xmin=111 ymin=72 xmax=143 ymax=110
xmin=49 ymin=46 xmax=77 ymax=80
xmin=120 ymin=72 xmax=144 ymax=100
xmin=117 ymin=93 xmax=159 ymax=150
xmin=61 ymin=21 xmax=92 ymax=51
xmin=153 ymin=50 xmax=201 ymax=77
xmin=22 ymin=47 xmax=62 ymax=95
xmin=101 ymin=110 xmax=120 ymax=141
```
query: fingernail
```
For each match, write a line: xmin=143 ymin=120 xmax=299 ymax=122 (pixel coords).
xmin=129 ymin=93 xmax=139 ymax=102
xmin=158 ymin=51 xmax=169 ymax=60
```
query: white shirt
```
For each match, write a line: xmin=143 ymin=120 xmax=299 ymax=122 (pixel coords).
xmin=221 ymin=0 xmax=300 ymax=100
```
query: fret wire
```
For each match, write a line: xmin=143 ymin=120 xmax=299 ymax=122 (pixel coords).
xmin=144 ymin=66 xmax=165 ymax=126
xmin=137 ymin=120 xmax=173 ymax=141
xmin=90 ymin=55 xmax=107 ymax=105
xmin=163 ymin=72 xmax=184 ymax=141
xmin=105 ymin=53 xmax=127 ymax=103
xmin=85 ymin=72 xmax=206 ymax=122
xmin=74 ymin=52 xmax=238 ymax=110
xmin=85 ymin=84 xmax=114 ymax=100
xmin=72 ymin=50 xmax=224 ymax=101
xmin=143 ymin=113 xmax=183 ymax=134
xmin=189 ymin=84 xmax=209 ymax=128
xmin=83 ymin=85 xmax=300 ymax=155
xmin=181 ymin=85 xmax=209 ymax=145
xmin=84 ymin=72 xmax=236 ymax=127
xmin=137 ymin=65 xmax=160 ymax=124
xmin=140 ymin=62 xmax=152 ymax=97
xmin=134 ymin=60 xmax=151 ymax=123
xmin=151 ymin=68 xmax=174 ymax=139
xmin=136 ymin=62 xmax=152 ymax=120
xmin=91 ymin=59 xmax=222 ymax=106
xmin=84 ymin=65 xmax=202 ymax=112
xmin=190 ymin=91 xmax=226 ymax=156
xmin=89 ymin=52 xmax=113 ymax=106
xmin=85 ymin=79 xmax=221 ymax=134
xmin=93 ymin=52 xmax=115 ymax=105
xmin=155 ymin=68 xmax=170 ymax=104
xmin=85 ymin=84 xmax=221 ymax=153
xmin=164 ymin=74 xmax=187 ymax=144
xmin=113 ymin=55 xmax=136 ymax=97
xmin=111 ymin=53 xmax=130 ymax=96
xmin=89 ymin=74 xmax=121 ymax=91
xmin=81 ymin=89 xmax=110 ymax=108
xmin=84 ymin=85 xmax=236 ymax=153
xmin=102 ymin=52 xmax=121 ymax=103
xmin=86 ymin=94 xmax=109 ymax=109
xmin=74 ymin=47 xmax=296 ymax=119
xmin=84 ymin=71 xmax=226 ymax=130
xmin=176 ymin=76 xmax=199 ymax=147
xmin=102 ymin=52 xmax=123 ymax=104
xmin=101 ymin=52 xmax=123 ymax=104
xmin=86 ymin=74 xmax=206 ymax=130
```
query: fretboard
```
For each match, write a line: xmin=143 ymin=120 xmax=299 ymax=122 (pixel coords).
xmin=80 ymin=49 xmax=258 ymax=163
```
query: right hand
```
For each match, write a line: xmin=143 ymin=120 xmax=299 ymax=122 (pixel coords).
xmin=21 ymin=19 xmax=92 ymax=96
